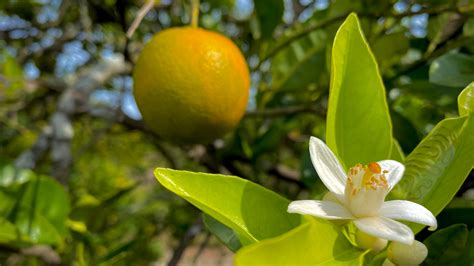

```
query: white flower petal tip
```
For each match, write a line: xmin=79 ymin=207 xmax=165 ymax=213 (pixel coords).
xmin=287 ymin=200 xmax=353 ymax=220
xmin=309 ymin=137 xmax=346 ymax=195
xmin=380 ymin=200 xmax=438 ymax=231
xmin=377 ymin=160 xmax=405 ymax=190
xmin=354 ymin=217 xmax=414 ymax=245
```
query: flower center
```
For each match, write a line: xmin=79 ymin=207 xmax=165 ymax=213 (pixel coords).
xmin=345 ymin=162 xmax=389 ymax=217
xmin=347 ymin=162 xmax=388 ymax=192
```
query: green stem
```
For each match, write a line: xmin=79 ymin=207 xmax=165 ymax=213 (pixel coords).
xmin=191 ymin=0 xmax=200 ymax=28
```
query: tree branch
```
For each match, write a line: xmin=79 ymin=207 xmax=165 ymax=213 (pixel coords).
xmin=167 ymin=217 xmax=203 ymax=266
xmin=258 ymin=5 xmax=470 ymax=67
xmin=245 ymin=105 xmax=326 ymax=118
xmin=15 ymin=56 xmax=131 ymax=184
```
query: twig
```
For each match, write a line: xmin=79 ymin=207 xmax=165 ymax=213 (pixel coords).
xmin=192 ymin=232 xmax=211 ymax=264
xmin=245 ymin=105 xmax=326 ymax=118
xmin=256 ymin=13 xmax=349 ymax=69
xmin=257 ymin=5 xmax=468 ymax=68
xmin=268 ymin=165 xmax=306 ymax=189
xmin=191 ymin=0 xmax=200 ymax=28
xmin=126 ymin=0 xmax=156 ymax=39
xmin=167 ymin=217 xmax=203 ymax=266
xmin=15 ymin=56 xmax=130 ymax=184
xmin=387 ymin=36 xmax=474 ymax=82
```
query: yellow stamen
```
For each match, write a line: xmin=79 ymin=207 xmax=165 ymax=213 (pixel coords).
xmin=348 ymin=162 xmax=389 ymax=191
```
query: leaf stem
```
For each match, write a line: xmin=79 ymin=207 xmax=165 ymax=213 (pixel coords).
xmin=191 ymin=0 xmax=200 ymax=28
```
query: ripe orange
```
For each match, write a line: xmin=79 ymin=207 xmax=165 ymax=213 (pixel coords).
xmin=133 ymin=27 xmax=250 ymax=143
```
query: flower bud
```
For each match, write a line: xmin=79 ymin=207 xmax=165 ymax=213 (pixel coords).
xmin=387 ymin=240 xmax=428 ymax=265
xmin=355 ymin=230 xmax=388 ymax=252
xmin=382 ymin=259 xmax=395 ymax=266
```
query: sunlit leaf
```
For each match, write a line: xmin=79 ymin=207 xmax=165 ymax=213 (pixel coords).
xmin=389 ymin=113 xmax=474 ymax=232
xmin=15 ymin=211 xmax=62 ymax=245
xmin=0 ymin=165 xmax=34 ymax=187
xmin=19 ymin=177 xmax=71 ymax=236
xmin=458 ymin=82 xmax=474 ymax=116
xmin=235 ymin=218 xmax=367 ymax=265
xmin=154 ymin=168 xmax=301 ymax=244
xmin=326 ymin=13 xmax=392 ymax=169
xmin=0 ymin=217 xmax=20 ymax=244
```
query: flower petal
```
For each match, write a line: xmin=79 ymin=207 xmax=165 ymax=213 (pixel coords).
xmin=380 ymin=200 xmax=437 ymax=231
xmin=287 ymin=200 xmax=353 ymax=220
xmin=309 ymin=137 xmax=346 ymax=195
xmin=378 ymin=160 xmax=405 ymax=190
xmin=354 ymin=217 xmax=414 ymax=245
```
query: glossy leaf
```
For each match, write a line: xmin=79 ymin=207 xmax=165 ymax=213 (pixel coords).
xmin=389 ymin=113 xmax=474 ymax=232
xmin=0 ymin=164 xmax=33 ymax=187
xmin=15 ymin=210 xmax=62 ymax=245
xmin=19 ymin=177 xmax=71 ymax=236
xmin=154 ymin=168 xmax=301 ymax=244
xmin=422 ymin=224 xmax=469 ymax=266
xmin=458 ymin=82 xmax=474 ymax=116
xmin=235 ymin=218 xmax=367 ymax=265
xmin=0 ymin=217 xmax=20 ymax=244
xmin=429 ymin=53 xmax=474 ymax=88
xmin=254 ymin=0 xmax=284 ymax=39
xmin=270 ymin=29 xmax=327 ymax=90
xmin=326 ymin=13 xmax=392 ymax=169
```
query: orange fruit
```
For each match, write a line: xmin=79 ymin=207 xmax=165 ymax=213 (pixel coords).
xmin=133 ymin=27 xmax=250 ymax=143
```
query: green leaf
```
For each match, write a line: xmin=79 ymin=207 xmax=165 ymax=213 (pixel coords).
xmin=0 ymin=217 xmax=20 ymax=244
xmin=15 ymin=210 xmax=62 ymax=245
xmin=458 ymin=82 xmax=474 ymax=116
xmin=389 ymin=114 xmax=474 ymax=231
xmin=0 ymin=190 xmax=15 ymax=217
xmin=466 ymin=229 xmax=474 ymax=265
xmin=254 ymin=0 xmax=284 ymax=39
xmin=326 ymin=13 xmax=393 ymax=169
xmin=0 ymin=164 xmax=34 ymax=187
xmin=154 ymin=168 xmax=301 ymax=244
xmin=422 ymin=224 xmax=469 ymax=266
xmin=0 ymin=50 xmax=24 ymax=96
xmin=463 ymin=18 xmax=474 ymax=36
xmin=389 ymin=139 xmax=405 ymax=162
xmin=203 ymin=213 xmax=242 ymax=252
xmin=270 ymin=29 xmax=328 ymax=91
xmin=372 ymin=32 xmax=410 ymax=74
xmin=19 ymin=177 xmax=71 ymax=236
xmin=234 ymin=218 xmax=367 ymax=265
xmin=429 ymin=53 xmax=474 ymax=88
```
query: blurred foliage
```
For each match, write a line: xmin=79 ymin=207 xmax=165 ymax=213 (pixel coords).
xmin=0 ymin=0 xmax=474 ymax=264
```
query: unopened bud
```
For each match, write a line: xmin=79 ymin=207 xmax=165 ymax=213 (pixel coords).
xmin=355 ymin=230 xmax=388 ymax=252
xmin=382 ymin=259 xmax=395 ymax=266
xmin=387 ymin=240 xmax=428 ymax=265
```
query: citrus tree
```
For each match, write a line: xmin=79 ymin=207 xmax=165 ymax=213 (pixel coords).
xmin=1 ymin=0 xmax=473 ymax=265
